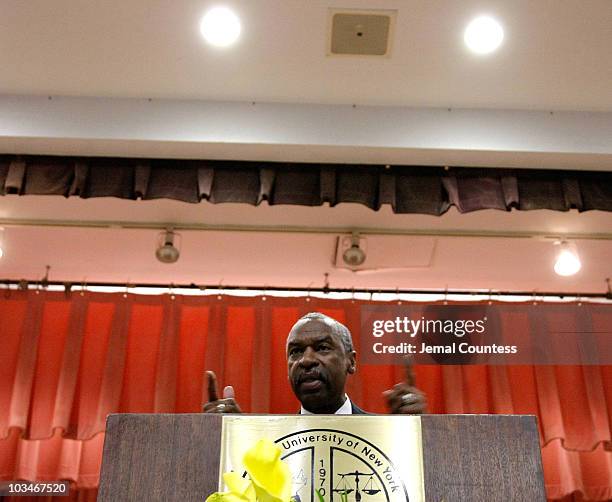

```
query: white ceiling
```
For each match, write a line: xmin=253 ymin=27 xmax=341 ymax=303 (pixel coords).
xmin=1 ymin=0 xmax=611 ymax=110
xmin=0 ymin=0 xmax=611 ymax=293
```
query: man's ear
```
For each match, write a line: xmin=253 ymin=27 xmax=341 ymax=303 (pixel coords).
xmin=347 ymin=351 xmax=357 ymax=374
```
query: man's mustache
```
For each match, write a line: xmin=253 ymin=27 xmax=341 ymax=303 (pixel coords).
xmin=296 ymin=370 xmax=327 ymax=384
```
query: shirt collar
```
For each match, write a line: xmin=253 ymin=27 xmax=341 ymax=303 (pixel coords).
xmin=300 ymin=395 xmax=352 ymax=415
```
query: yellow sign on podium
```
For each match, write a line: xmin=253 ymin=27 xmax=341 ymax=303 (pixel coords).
xmin=219 ymin=416 xmax=425 ymax=502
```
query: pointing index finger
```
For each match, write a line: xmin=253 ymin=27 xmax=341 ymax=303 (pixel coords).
xmin=223 ymin=385 xmax=235 ymax=399
xmin=206 ymin=370 xmax=219 ymax=402
xmin=403 ymin=357 xmax=416 ymax=387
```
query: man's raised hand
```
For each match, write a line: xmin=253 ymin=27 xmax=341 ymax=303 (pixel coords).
xmin=382 ymin=358 xmax=427 ymax=414
xmin=202 ymin=370 xmax=242 ymax=413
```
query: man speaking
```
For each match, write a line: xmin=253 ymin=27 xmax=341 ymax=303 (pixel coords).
xmin=203 ymin=312 xmax=426 ymax=415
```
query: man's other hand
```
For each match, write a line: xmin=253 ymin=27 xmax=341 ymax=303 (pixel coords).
xmin=383 ymin=358 xmax=427 ymax=414
xmin=202 ymin=370 xmax=242 ymax=413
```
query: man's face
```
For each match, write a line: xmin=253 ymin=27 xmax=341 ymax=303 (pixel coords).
xmin=286 ymin=319 xmax=356 ymax=413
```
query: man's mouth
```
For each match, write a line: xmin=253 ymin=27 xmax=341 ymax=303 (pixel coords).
xmin=298 ymin=374 xmax=325 ymax=392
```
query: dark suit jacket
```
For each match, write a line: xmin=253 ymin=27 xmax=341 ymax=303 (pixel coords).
xmin=350 ymin=402 xmax=370 ymax=414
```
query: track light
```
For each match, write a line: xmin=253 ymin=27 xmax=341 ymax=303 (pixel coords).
xmin=554 ymin=241 xmax=581 ymax=276
xmin=342 ymin=232 xmax=366 ymax=266
xmin=156 ymin=229 xmax=180 ymax=264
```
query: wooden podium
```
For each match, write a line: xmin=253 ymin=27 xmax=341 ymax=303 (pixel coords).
xmin=98 ymin=414 xmax=546 ymax=502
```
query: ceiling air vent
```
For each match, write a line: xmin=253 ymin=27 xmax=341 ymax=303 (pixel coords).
xmin=328 ymin=9 xmax=397 ymax=57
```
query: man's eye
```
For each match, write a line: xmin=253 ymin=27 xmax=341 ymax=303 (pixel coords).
xmin=317 ymin=345 xmax=331 ymax=351
xmin=289 ymin=348 xmax=303 ymax=356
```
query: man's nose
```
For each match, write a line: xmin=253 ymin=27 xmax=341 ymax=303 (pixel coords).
xmin=299 ymin=347 xmax=319 ymax=368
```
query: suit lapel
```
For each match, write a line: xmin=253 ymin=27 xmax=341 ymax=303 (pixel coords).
xmin=350 ymin=402 xmax=368 ymax=414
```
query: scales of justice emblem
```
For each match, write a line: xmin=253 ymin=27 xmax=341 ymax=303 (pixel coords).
xmin=290 ymin=466 xmax=382 ymax=502
xmin=275 ymin=430 xmax=410 ymax=502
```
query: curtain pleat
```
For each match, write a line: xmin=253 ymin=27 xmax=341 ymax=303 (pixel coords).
xmin=251 ymin=303 xmax=272 ymax=412
xmin=133 ymin=163 xmax=151 ymax=199
xmin=153 ymin=296 xmax=181 ymax=412
xmin=9 ymin=293 xmax=45 ymax=432
xmin=69 ymin=162 xmax=88 ymax=196
xmin=543 ymin=441 xmax=612 ymax=501
xmin=0 ymin=291 xmax=610 ymax=501
xmin=49 ymin=295 xmax=87 ymax=435
xmin=0 ymin=429 xmax=104 ymax=489
xmin=76 ymin=296 xmax=131 ymax=439
xmin=2 ymin=155 xmax=612 ymax=213
xmin=5 ymin=160 xmax=26 ymax=194
xmin=85 ymin=159 xmax=135 ymax=198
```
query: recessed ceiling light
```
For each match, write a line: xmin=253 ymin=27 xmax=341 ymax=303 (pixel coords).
xmin=200 ymin=7 xmax=241 ymax=47
xmin=464 ymin=16 xmax=504 ymax=54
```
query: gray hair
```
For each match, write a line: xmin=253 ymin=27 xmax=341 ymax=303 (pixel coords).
xmin=290 ymin=312 xmax=354 ymax=353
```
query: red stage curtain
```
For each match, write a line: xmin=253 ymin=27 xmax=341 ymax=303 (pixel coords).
xmin=0 ymin=291 xmax=610 ymax=501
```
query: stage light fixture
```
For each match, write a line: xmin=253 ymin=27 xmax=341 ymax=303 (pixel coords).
xmin=342 ymin=232 xmax=366 ymax=266
xmin=554 ymin=241 xmax=581 ymax=276
xmin=156 ymin=229 xmax=180 ymax=264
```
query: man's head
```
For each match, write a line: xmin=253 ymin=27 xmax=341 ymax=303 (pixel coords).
xmin=286 ymin=312 xmax=357 ymax=413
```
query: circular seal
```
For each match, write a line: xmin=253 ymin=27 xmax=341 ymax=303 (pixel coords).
xmin=274 ymin=429 xmax=410 ymax=502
